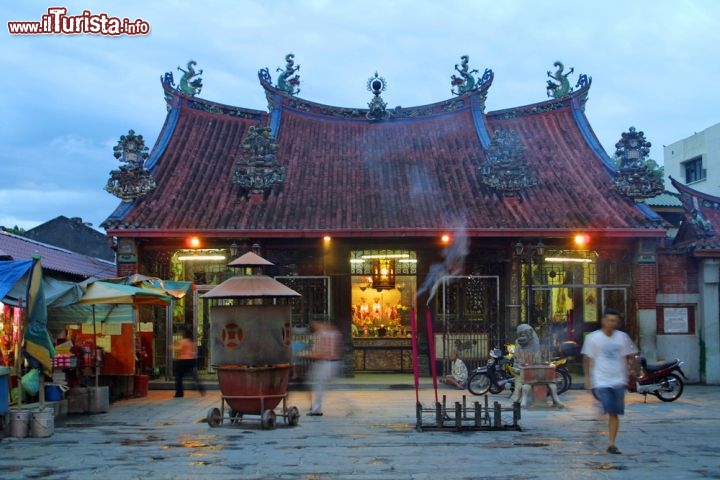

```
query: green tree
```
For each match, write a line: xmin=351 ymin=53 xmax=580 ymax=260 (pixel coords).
xmin=5 ymin=225 xmax=25 ymax=235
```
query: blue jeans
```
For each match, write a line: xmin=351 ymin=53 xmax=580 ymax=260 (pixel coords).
xmin=593 ymin=386 xmax=626 ymax=415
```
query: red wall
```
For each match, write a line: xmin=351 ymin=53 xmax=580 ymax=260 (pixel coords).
xmin=657 ymin=253 xmax=698 ymax=294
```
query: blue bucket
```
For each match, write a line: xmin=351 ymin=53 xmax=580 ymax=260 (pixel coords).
xmin=45 ymin=385 xmax=62 ymax=402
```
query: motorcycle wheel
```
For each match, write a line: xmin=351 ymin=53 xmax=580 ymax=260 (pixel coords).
xmin=555 ymin=367 xmax=572 ymax=395
xmin=467 ymin=372 xmax=492 ymax=396
xmin=654 ymin=373 xmax=684 ymax=402
xmin=489 ymin=382 xmax=505 ymax=395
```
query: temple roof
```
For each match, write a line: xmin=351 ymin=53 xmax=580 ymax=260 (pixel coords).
xmin=102 ymin=71 xmax=665 ymax=239
xmin=670 ymin=177 xmax=720 ymax=255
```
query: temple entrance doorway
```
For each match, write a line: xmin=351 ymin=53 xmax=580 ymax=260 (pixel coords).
xmin=528 ymin=284 xmax=629 ymax=348
xmin=349 ymin=249 xmax=417 ymax=372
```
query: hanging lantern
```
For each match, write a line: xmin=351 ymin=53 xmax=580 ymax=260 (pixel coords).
xmin=371 ymin=258 xmax=396 ymax=290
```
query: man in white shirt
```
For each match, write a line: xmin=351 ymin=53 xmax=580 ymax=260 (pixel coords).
xmin=581 ymin=308 xmax=639 ymax=455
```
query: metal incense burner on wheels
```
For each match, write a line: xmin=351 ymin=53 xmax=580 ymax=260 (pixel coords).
xmin=203 ymin=251 xmax=301 ymax=429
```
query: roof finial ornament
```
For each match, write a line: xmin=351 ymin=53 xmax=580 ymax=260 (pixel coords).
xmin=275 ymin=53 xmax=301 ymax=96
xmin=233 ymin=125 xmax=286 ymax=200
xmin=105 ymin=130 xmax=156 ymax=202
xmin=478 ymin=129 xmax=537 ymax=196
xmin=546 ymin=61 xmax=574 ymax=98
xmin=177 ymin=60 xmax=203 ymax=97
xmin=611 ymin=126 xmax=664 ymax=200
xmin=451 ymin=55 xmax=493 ymax=97
xmin=366 ymin=72 xmax=389 ymax=121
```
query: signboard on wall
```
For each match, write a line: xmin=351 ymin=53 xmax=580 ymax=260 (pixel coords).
xmin=657 ymin=305 xmax=694 ymax=335
xmin=663 ymin=307 xmax=689 ymax=334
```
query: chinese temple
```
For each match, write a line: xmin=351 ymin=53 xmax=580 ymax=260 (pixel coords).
xmin=102 ymin=56 xmax=667 ymax=376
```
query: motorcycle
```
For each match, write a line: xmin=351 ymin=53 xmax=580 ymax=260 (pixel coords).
xmin=467 ymin=343 xmax=574 ymax=396
xmin=629 ymin=356 xmax=686 ymax=402
xmin=467 ymin=347 xmax=515 ymax=396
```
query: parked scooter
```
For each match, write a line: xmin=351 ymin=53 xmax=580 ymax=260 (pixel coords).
xmin=629 ymin=356 xmax=686 ymax=402
xmin=467 ymin=347 xmax=515 ymax=396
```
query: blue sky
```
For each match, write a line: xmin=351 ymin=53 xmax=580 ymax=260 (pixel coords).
xmin=1 ymin=0 xmax=719 ymax=231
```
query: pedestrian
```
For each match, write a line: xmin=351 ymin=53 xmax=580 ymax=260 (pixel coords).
xmin=443 ymin=351 xmax=468 ymax=389
xmin=306 ymin=321 xmax=342 ymax=416
xmin=173 ymin=327 xmax=205 ymax=398
xmin=581 ymin=308 xmax=639 ymax=454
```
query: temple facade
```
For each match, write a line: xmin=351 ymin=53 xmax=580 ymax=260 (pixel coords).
xmin=102 ymin=57 xmax=667 ymax=377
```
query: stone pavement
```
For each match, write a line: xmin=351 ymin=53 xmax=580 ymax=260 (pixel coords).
xmin=1 ymin=383 xmax=719 ymax=479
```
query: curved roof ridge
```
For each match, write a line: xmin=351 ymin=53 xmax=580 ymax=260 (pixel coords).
xmin=161 ymin=75 xmax=266 ymax=119
xmin=259 ymin=68 xmax=493 ymax=121
xmin=486 ymin=81 xmax=592 ymax=119
xmin=671 ymin=176 xmax=720 ymax=203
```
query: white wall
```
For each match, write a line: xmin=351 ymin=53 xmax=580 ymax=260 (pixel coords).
xmin=664 ymin=122 xmax=720 ymax=196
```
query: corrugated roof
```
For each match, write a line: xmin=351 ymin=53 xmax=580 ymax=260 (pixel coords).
xmin=644 ymin=192 xmax=682 ymax=208
xmin=0 ymin=231 xmax=116 ymax=279
xmin=103 ymin=77 xmax=664 ymax=238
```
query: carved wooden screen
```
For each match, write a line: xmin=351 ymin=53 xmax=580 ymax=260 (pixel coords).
xmin=437 ymin=275 xmax=500 ymax=371
xmin=274 ymin=276 xmax=331 ymax=328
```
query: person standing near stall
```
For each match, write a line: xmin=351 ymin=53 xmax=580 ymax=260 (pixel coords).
xmin=174 ymin=328 xmax=205 ymax=398
xmin=307 ymin=321 xmax=342 ymax=416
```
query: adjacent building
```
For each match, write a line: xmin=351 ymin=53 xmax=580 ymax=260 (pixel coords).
xmin=664 ymin=122 xmax=720 ymax=196
xmin=23 ymin=216 xmax=116 ymax=262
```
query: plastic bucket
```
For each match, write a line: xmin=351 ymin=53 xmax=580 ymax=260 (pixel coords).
xmin=45 ymin=385 xmax=63 ymax=402
xmin=30 ymin=409 xmax=54 ymax=437
xmin=134 ymin=374 xmax=149 ymax=397
xmin=10 ymin=410 xmax=31 ymax=438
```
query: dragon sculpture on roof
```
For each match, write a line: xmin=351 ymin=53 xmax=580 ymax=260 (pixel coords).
xmin=177 ymin=60 xmax=203 ymax=97
xmin=276 ymin=54 xmax=301 ymax=96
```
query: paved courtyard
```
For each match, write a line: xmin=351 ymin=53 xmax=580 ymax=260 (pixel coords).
xmin=1 ymin=383 xmax=719 ymax=479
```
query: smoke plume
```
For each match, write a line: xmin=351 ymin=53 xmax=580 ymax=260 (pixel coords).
xmin=418 ymin=226 xmax=469 ymax=305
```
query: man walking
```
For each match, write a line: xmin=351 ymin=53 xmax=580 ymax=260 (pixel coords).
xmin=307 ymin=321 xmax=343 ymax=416
xmin=582 ymin=308 xmax=638 ymax=454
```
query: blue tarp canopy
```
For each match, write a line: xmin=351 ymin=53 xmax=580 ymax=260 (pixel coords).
xmin=0 ymin=260 xmax=32 ymax=302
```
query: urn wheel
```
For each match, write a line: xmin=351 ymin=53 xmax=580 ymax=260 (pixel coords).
xmin=207 ymin=407 xmax=222 ymax=428
xmin=229 ymin=408 xmax=243 ymax=425
xmin=286 ymin=406 xmax=300 ymax=426
xmin=261 ymin=409 xmax=277 ymax=430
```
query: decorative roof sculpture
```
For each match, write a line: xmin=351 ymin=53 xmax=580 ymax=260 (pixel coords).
xmin=451 ymin=55 xmax=493 ymax=97
xmin=366 ymin=72 xmax=389 ymax=121
xmin=478 ymin=128 xmax=537 ymax=196
xmin=177 ymin=60 xmax=203 ymax=97
xmin=546 ymin=61 xmax=574 ymax=99
xmin=275 ymin=54 xmax=301 ymax=96
xmin=104 ymin=129 xmax=156 ymax=202
xmin=232 ymin=125 xmax=286 ymax=200
xmin=611 ymin=127 xmax=664 ymax=200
